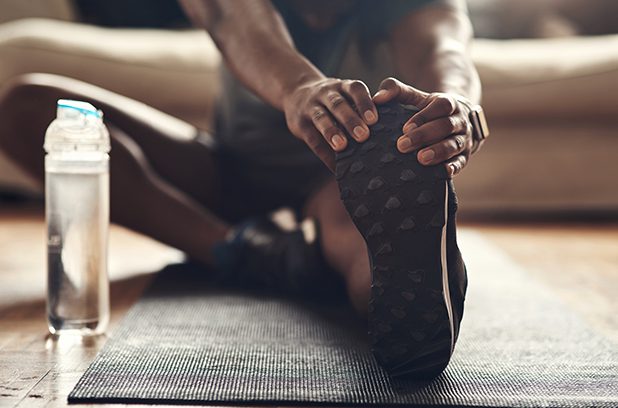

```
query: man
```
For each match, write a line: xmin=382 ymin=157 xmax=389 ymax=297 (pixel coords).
xmin=0 ymin=0 xmax=487 ymax=378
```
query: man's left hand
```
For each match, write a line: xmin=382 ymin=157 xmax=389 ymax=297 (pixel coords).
xmin=373 ymin=77 xmax=474 ymax=177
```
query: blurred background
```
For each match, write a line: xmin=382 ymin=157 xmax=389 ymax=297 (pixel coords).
xmin=0 ymin=0 xmax=616 ymax=217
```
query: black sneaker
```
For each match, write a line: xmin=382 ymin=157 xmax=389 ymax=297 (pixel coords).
xmin=335 ymin=101 xmax=467 ymax=379
xmin=212 ymin=216 xmax=343 ymax=297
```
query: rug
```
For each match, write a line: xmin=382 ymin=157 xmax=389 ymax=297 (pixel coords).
xmin=69 ymin=232 xmax=618 ymax=407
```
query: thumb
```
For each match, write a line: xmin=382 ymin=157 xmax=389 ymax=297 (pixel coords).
xmin=373 ymin=77 xmax=429 ymax=106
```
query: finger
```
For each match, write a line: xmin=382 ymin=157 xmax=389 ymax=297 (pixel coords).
xmin=397 ymin=116 xmax=467 ymax=153
xmin=402 ymin=94 xmax=459 ymax=133
xmin=341 ymin=80 xmax=377 ymax=125
xmin=373 ymin=77 xmax=429 ymax=106
xmin=303 ymin=125 xmax=336 ymax=172
xmin=397 ymin=115 xmax=468 ymax=153
xmin=322 ymin=91 xmax=369 ymax=142
xmin=446 ymin=154 xmax=468 ymax=177
xmin=311 ymin=106 xmax=347 ymax=151
xmin=417 ymin=134 xmax=468 ymax=166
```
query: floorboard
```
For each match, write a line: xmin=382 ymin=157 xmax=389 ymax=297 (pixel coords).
xmin=0 ymin=205 xmax=616 ymax=407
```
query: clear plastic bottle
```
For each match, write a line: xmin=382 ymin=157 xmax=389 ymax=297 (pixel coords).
xmin=45 ymin=99 xmax=110 ymax=336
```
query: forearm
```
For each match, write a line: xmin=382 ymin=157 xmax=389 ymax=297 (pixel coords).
xmin=390 ymin=0 xmax=481 ymax=103
xmin=179 ymin=0 xmax=323 ymax=110
xmin=179 ymin=0 xmax=381 ymax=171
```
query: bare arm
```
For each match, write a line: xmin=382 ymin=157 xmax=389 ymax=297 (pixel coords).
xmin=373 ymin=0 xmax=483 ymax=176
xmin=178 ymin=0 xmax=378 ymax=170
xmin=390 ymin=0 xmax=480 ymax=102
xmin=179 ymin=0 xmax=319 ymax=110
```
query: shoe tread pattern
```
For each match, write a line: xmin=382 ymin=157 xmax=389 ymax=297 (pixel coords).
xmin=335 ymin=102 xmax=453 ymax=379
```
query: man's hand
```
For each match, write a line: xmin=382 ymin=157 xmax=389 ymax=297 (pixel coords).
xmin=283 ymin=77 xmax=378 ymax=171
xmin=373 ymin=77 xmax=474 ymax=177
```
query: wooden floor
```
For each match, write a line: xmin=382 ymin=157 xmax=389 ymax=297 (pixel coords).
xmin=0 ymin=204 xmax=617 ymax=408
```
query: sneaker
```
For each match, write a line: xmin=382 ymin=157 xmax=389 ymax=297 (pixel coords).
xmin=212 ymin=215 xmax=343 ymax=297
xmin=335 ymin=101 xmax=467 ymax=379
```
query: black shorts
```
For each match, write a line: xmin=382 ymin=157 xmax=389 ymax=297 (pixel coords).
xmin=201 ymin=129 xmax=331 ymax=223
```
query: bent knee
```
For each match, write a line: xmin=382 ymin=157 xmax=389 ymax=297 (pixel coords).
xmin=0 ymin=73 xmax=74 ymax=108
xmin=0 ymin=74 xmax=90 ymax=152
xmin=0 ymin=74 xmax=67 ymax=128
xmin=0 ymin=75 xmax=72 ymax=179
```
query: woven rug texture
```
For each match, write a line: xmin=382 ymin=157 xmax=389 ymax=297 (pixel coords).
xmin=69 ymin=232 xmax=618 ymax=407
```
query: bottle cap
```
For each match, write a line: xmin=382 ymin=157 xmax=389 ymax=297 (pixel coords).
xmin=57 ymin=99 xmax=103 ymax=120
xmin=44 ymin=99 xmax=110 ymax=153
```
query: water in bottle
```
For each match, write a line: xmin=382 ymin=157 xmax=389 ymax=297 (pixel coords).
xmin=45 ymin=99 xmax=110 ymax=336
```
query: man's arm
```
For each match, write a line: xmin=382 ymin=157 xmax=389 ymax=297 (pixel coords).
xmin=374 ymin=0 xmax=483 ymax=176
xmin=179 ymin=0 xmax=318 ymax=110
xmin=391 ymin=0 xmax=480 ymax=102
xmin=178 ymin=0 xmax=378 ymax=171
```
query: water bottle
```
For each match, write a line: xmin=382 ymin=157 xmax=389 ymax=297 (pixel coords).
xmin=45 ymin=99 xmax=110 ymax=336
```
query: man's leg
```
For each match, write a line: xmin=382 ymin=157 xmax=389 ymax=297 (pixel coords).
xmin=303 ymin=179 xmax=371 ymax=314
xmin=0 ymin=73 xmax=229 ymax=265
xmin=307 ymin=102 xmax=468 ymax=379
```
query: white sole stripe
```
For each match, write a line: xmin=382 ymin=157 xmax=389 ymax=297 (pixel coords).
xmin=440 ymin=182 xmax=455 ymax=352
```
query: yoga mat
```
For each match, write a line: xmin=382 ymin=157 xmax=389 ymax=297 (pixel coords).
xmin=69 ymin=232 xmax=618 ymax=407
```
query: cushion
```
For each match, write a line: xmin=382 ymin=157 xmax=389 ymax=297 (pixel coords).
xmin=473 ymin=35 xmax=618 ymax=120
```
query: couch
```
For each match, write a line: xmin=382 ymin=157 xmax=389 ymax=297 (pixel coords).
xmin=0 ymin=4 xmax=616 ymax=214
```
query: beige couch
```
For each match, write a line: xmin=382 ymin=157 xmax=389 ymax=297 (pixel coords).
xmin=1 ymin=16 xmax=617 ymax=214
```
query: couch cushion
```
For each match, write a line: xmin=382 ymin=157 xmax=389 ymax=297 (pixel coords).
xmin=473 ymin=35 xmax=618 ymax=120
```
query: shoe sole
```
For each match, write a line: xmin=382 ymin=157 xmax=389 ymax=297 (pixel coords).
xmin=335 ymin=102 xmax=454 ymax=379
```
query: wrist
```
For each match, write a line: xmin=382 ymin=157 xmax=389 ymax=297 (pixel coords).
xmin=453 ymin=95 xmax=490 ymax=154
xmin=281 ymin=69 xmax=324 ymax=109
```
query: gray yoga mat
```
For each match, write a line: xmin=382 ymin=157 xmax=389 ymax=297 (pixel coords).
xmin=69 ymin=232 xmax=618 ymax=407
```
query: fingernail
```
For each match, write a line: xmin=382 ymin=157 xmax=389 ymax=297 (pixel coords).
xmin=353 ymin=126 xmax=368 ymax=140
xmin=332 ymin=134 xmax=345 ymax=149
xmin=374 ymin=90 xmax=387 ymax=99
xmin=402 ymin=122 xmax=417 ymax=133
xmin=398 ymin=137 xmax=412 ymax=152
xmin=419 ymin=149 xmax=435 ymax=164
xmin=364 ymin=110 xmax=376 ymax=123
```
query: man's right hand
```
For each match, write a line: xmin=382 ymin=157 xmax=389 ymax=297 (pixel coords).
xmin=283 ymin=77 xmax=378 ymax=171
xmin=179 ymin=1 xmax=377 ymax=171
